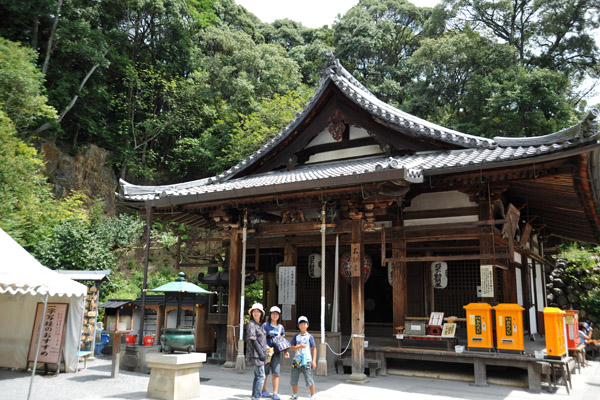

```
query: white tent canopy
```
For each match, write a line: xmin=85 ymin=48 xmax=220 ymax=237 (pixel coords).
xmin=0 ymin=228 xmax=87 ymax=372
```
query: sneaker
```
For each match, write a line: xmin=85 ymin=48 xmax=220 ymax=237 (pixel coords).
xmin=261 ymin=392 xmax=272 ymax=398
xmin=290 ymin=395 xmax=298 ymax=400
xmin=310 ymin=395 xmax=317 ymax=400
xmin=272 ymin=395 xmax=280 ymax=400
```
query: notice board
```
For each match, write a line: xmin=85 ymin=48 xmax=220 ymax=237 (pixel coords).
xmin=27 ymin=303 xmax=69 ymax=365
xmin=278 ymin=266 xmax=296 ymax=305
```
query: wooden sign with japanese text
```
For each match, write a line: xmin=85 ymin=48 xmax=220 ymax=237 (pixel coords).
xmin=350 ymin=243 xmax=361 ymax=277
xmin=28 ymin=303 xmax=69 ymax=365
xmin=480 ymin=264 xmax=494 ymax=298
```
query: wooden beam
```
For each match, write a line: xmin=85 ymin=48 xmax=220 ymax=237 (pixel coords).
xmin=386 ymin=253 xmax=509 ymax=262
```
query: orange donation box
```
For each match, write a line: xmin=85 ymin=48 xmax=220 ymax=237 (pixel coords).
xmin=544 ymin=307 xmax=567 ymax=358
xmin=493 ymin=303 xmax=524 ymax=352
xmin=464 ymin=303 xmax=493 ymax=350
xmin=564 ymin=309 xmax=580 ymax=350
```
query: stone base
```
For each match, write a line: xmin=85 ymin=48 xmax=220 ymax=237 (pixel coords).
xmin=121 ymin=345 xmax=161 ymax=374
xmin=347 ymin=372 xmax=369 ymax=385
xmin=146 ymin=352 xmax=206 ymax=400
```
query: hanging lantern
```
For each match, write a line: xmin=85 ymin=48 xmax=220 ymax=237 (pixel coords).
xmin=307 ymin=253 xmax=322 ymax=278
xmin=431 ymin=261 xmax=448 ymax=289
xmin=339 ymin=252 xmax=372 ymax=283
xmin=275 ymin=262 xmax=283 ymax=286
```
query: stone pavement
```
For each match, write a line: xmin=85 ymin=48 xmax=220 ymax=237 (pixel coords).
xmin=1 ymin=354 xmax=599 ymax=400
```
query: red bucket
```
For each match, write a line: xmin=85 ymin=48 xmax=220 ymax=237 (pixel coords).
xmin=125 ymin=334 xmax=137 ymax=345
xmin=143 ymin=335 xmax=155 ymax=346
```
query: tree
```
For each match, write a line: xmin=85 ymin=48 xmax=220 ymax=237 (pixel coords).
xmin=445 ymin=0 xmax=600 ymax=89
xmin=333 ymin=0 xmax=430 ymax=103
xmin=221 ymin=86 xmax=313 ymax=167
xmin=0 ymin=38 xmax=57 ymax=133
xmin=406 ymin=29 xmax=576 ymax=137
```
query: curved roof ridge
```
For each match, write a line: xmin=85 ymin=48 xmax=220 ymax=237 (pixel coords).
xmin=494 ymin=108 xmax=599 ymax=147
xmin=324 ymin=52 xmax=496 ymax=149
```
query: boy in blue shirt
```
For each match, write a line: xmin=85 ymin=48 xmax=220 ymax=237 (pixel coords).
xmin=289 ymin=316 xmax=317 ymax=400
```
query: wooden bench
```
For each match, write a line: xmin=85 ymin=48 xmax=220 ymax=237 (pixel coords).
xmin=335 ymin=357 xmax=382 ymax=377
xmin=569 ymin=345 xmax=586 ymax=374
xmin=541 ymin=358 xmax=572 ymax=394
xmin=78 ymin=350 xmax=93 ymax=370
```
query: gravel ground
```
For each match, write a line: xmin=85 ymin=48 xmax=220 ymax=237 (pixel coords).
xmin=1 ymin=354 xmax=599 ymax=400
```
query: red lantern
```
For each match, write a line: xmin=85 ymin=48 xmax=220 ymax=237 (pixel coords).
xmin=339 ymin=252 xmax=372 ymax=283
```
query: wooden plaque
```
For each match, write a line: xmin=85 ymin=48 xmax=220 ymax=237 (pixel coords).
xmin=350 ymin=243 xmax=361 ymax=277
xmin=28 ymin=303 xmax=69 ymax=365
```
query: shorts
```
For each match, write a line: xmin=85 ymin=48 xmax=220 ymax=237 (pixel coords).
xmin=290 ymin=365 xmax=314 ymax=387
xmin=265 ymin=353 xmax=281 ymax=376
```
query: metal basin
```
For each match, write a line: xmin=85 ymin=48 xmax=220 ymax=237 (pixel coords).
xmin=160 ymin=328 xmax=195 ymax=353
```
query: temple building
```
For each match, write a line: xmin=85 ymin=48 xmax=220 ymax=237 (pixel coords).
xmin=117 ymin=52 xmax=600 ymax=382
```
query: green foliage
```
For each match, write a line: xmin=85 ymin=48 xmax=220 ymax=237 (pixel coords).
xmin=559 ymin=243 xmax=599 ymax=269
xmin=100 ymin=267 xmax=175 ymax=301
xmin=0 ymin=37 xmax=57 ymax=133
xmin=31 ymin=211 xmax=144 ymax=270
xmin=245 ymin=276 xmax=264 ymax=308
xmin=581 ymin=292 xmax=600 ymax=322
xmin=222 ymin=86 xmax=313 ymax=166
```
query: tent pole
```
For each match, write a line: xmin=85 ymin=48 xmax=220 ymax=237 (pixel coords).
xmin=28 ymin=290 xmax=49 ymax=400
xmin=138 ymin=204 xmax=153 ymax=345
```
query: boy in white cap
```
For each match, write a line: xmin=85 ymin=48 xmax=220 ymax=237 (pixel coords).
xmin=288 ymin=316 xmax=317 ymax=400
xmin=246 ymin=303 xmax=268 ymax=400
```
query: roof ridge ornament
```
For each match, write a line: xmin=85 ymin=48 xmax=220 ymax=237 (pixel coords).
xmin=581 ymin=108 xmax=599 ymax=138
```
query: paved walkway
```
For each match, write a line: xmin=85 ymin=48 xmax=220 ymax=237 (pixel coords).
xmin=1 ymin=355 xmax=599 ymax=400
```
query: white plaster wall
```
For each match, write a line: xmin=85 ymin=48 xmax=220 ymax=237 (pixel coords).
xmin=516 ymin=267 xmax=523 ymax=306
xmin=529 ymin=261 xmax=538 ymax=334
xmin=305 ymin=125 xmax=370 ymax=148
xmin=514 ymin=252 xmax=522 ymax=264
xmin=403 ymin=191 xmax=479 ymax=226
xmin=536 ymin=263 xmax=545 ymax=311
xmin=307 ymin=145 xmax=383 ymax=163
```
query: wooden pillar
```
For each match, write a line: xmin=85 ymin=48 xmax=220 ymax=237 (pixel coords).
xmin=349 ymin=219 xmax=366 ymax=383
xmin=392 ymin=233 xmax=407 ymax=330
xmin=224 ymin=228 xmax=241 ymax=368
xmin=265 ymin=272 xmax=276 ymax=313
xmin=523 ymin=255 xmax=533 ymax=335
xmin=283 ymin=241 xmax=297 ymax=331
xmin=156 ymin=305 xmax=164 ymax=345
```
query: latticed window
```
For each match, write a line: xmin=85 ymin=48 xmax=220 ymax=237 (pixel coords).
xmin=434 ymin=260 xmax=504 ymax=317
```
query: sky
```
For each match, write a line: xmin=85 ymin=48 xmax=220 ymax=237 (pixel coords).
xmin=235 ymin=0 xmax=599 ymax=106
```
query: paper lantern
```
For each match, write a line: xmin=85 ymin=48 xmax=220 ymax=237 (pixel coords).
xmin=339 ymin=252 xmax=372 ymax=283
xmin=307 ymin=253 xmax=322 ymax=278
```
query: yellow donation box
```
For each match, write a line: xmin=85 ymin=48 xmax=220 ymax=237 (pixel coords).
xmin=544 ymin=307 xmax=567 ymax=358
xmin=493 ymin=303 xmax=524 ymax=352
xmin=464 ymin=303 xmax=493 ymax=350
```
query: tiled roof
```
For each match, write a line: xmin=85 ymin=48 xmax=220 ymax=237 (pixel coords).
xmin=117 ymin=53 xmax=599 ymax=204
xmin=118 ymin=114 xmax=598 ymax=203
